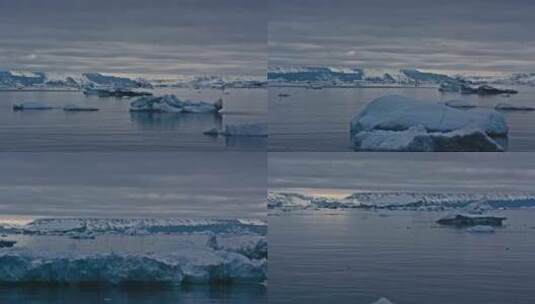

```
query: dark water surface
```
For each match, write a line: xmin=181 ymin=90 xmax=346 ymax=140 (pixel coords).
xmin=268 ymin=209 xmax=535 ymax=304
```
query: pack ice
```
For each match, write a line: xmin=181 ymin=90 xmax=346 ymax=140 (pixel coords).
xmin=130 ymin=95 xmax=222 ymax=113
xmin=350 ymin=95 xmax=508 ymax=151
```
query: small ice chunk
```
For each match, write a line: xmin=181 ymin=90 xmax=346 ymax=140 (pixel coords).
xmin=444 ymin=99 xmax=478 ymax=108
xmin=203 ymin=127 xmax=220 ymax=136
xmin=494 ymin=102 xmax=535 ymax=111
xmin=13 ymin=102 xmax=54 ymax=111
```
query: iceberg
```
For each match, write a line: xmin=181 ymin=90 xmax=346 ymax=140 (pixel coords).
xmin=351 ymin=95 xmax=508 ymax=136
xmin=444 ymin=99 xmax=478 ymax=109
xmin=203 ymin=123 xmax=268 ymax=137
xmin=12 ymin=102 xmax=54 ymax=111
xmin=130 ymin=95 xmax=222 ymax=113
xmin=350 ymin=95 xmax=508 ymax=151
xmin=63 ymin=104 xmax=99 ymax=112
xmin=494 ymin=102 xmax=535 ymax=111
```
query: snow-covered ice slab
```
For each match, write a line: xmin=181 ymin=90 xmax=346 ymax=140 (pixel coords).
xmin=444 ymin=99 xmax=478 ymax=109
xmin=0 ymin=218 xmax=267 ymax=286
xmin=12 ymin=102 xmax=54 ymax=111
xmin=494 ymin=102 xmax=535 ymax=111
xmin=350 ymin=95 xmax=508 ymax=151
xmin=204 ymin=123 xmax=268 ymax=137
xmin=351 ymin=95 xmax=508 ymax=136
xmin=130 ymin=95 xmax=222 ymax=113
xmin=268 ymin=192 xmax=535 ymax=211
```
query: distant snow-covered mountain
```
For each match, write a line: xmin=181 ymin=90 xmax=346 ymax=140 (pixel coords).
xmin=150 ymin=75 xmax=266 ymax=89
xmin=268 ymin=67 xmax=535 ymax=87
xmin=0 ymin=70 xmax=152 ymax=89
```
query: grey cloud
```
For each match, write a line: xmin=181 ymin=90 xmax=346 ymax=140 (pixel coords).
xmin=0 ymin=0 xmax=266 ymax=77
xmin=269 ymin=0 xmax=535 ymax=74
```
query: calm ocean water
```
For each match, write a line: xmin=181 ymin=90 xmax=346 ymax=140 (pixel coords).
xmin=268 ymin=209 xmax=535 ymax=304
xmin=269 ymin=86 xmax=535 ymax=151
xmin=0 ymin=88 xmax=266 ymax=151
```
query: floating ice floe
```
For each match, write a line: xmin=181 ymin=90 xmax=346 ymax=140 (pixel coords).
xmin=436 ymin=214 xmax=506 ymax=227
xmin=268 ymin=192 xmax=535 ymax=211
xmin=350 ymin=95 xmax=508 ymax=151
xmin=203 ymin=123 xmax=268 ymax=137
xmin=494 ymin=102 xmax=535 ymax=111
xmin=12 ymin=102 xmax=54 ymax=111
xmin=130 ymin=95 xmax=222 ymax=113
xmin=467 ymin=225 xmax=495 ymax=233
xmin=63 ymin=104 xmax=99 ymax=112
xmin=444 ymin=99 xmax=478 ymax=109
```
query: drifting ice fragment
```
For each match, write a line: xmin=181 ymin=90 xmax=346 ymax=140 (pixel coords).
xmin=13 ymin=102 xmax=54 ymax=111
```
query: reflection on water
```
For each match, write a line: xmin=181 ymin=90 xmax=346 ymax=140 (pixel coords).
xmin=0 ymin=284 xmax=266 ymax=304
xmin=129 ymin=111 xmax=222 ymax=130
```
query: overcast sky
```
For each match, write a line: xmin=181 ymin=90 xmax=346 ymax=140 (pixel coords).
xmin=269 ymin=153 xmax=535 ymax=196
xmin=0 ymin=152 xmax=266 ymax=218
xmin=269 ymin=0 xmax=535 ymax=75
xmin=0 ymin=0 xmax=266 ymax=77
